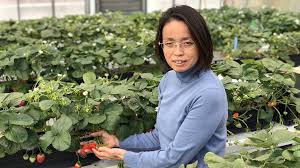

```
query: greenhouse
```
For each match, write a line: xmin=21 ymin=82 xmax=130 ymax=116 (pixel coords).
xmin=0 ymin=0 xmax=300 ymax=168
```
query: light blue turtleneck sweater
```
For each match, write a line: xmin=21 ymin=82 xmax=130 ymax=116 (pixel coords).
xmin=120 ymin=68 xmax=228 ymax=168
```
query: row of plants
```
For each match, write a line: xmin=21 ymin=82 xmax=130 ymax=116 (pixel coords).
xmin=1 ymin=57 xmax=300 ymax=160
xmin=204 ymin=128 xmax=300 ymax=168
xmin=0 ymin=71 xmax=160 ymax=159
xmin=0 ymin=6 xmax=300 ymax=84
xmin=176 ymin=128 xmax=300 ymax=168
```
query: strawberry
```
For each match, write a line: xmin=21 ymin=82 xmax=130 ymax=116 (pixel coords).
xmin=36 ymin=153 xmax=45 ymax=164
xmin=79 ymin=142 xmax=97 ymax=157
xmin=19 ymin=100 xmax=26 ymax=107
xmin=88 ymin=142 xmax=97 ymax=150
xmin=23 ymin=153 xmax=29 ymax=160
xmin=29 ymin=155 xmax=36 ymax=163
xmin=233 ymin=112 xmax=239 ymax=119
xmin=74 ymin=162 xmax=81 ymax=168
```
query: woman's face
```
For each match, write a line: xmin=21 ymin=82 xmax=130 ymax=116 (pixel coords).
xmin=162 ymin=20 xmax=199 ymax=73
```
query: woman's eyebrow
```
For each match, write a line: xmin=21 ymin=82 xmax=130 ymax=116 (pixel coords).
xmin=163 ymin=37 xmax=192 ymax=41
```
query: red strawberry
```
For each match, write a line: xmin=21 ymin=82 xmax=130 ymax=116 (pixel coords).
xmin=74 ymin=162 xmax=81 ymax=168
xmin=88 ymin=142 xmax=97 ymax=150
xmin=233 ymin=112 xmax=239 ymax=119
xmin=36 ymin=153 xmax=45 ymax=164
xmin=19 ymin=100 xmax=26 ymax=107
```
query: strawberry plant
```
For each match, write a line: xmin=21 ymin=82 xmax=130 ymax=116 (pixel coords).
xmin=0 ymin=72 xmax=160 ymax=158
xmin=214 ymin=58 xmax=300 ymax=131
xmin=204 ymin=129 xmax=300 ymax=168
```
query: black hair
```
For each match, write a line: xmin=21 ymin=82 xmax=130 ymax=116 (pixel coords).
xmin=155 ymin=5 xmax=213 ymax=74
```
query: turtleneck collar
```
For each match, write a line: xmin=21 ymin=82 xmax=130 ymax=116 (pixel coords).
xmin=175 ymin=65 xmax=200 ymax=83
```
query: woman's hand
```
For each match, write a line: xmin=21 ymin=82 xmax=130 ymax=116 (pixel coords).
xmin=92 ymin=147 xmax=126 ymax=161
xmin=81 ymin=130 xmax=119 ymax=148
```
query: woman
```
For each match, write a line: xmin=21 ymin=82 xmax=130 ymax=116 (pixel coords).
xmin=83 ymin=5 xmax=228 ymax=168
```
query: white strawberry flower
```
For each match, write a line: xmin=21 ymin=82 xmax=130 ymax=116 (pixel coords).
xmin=108 ymin=95 xmax=117 ymax=101
xmin=38 ymin=50 xmax=43 ymax=54
xmin=67 ymin=32 xmax=73 ymax=37
xmin=295 ymin=19 xmax=300 ymax=25
xmin=232 ymin=79 xmax=238 ymax=83
xmin=46 ymin=118 xmax=56 ymax=127
xmin=82 ymin=91 xmax=88 ymax=96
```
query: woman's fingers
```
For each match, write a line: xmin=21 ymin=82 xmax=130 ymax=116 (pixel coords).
xmin=90 ymin=130 xmax=106 ymax=137
xmin=80 ymin=140 xmax=96 ymax=145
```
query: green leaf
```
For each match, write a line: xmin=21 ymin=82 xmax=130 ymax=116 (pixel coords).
xmin=4 ymin=125 xmax=28 ymax=143
xmin=127 ymin=97 xmax=141 ymax=111
xmin=39 ymin=100 xmax=55 ymax=111
xmin=52 ymin=131 xmax=71 ymax=151
xmin=0 ymin=93 xmax=9 ymax=104
xmin=0 ymin=113 xmax=9 ymax=132
xmin=140 ymin=73 xmax=154 ymax=80
xmin=83 ymin=72 xmax=96 ymax=84
xmin=293 ymin=151 xmax=300 ymax=158
xmin=41 ymin=29 xmax=61 ymax=38
xmin=9 ymin=113 xmax=34 ymax=126
xmin=282 ymin=150 xmax=295 ymax=161
xmin=132 ymin=57 xmax=144 ymax=65
xmin=96 ymin=49 xmax=109 ymax=58
xmin=104 ymin=104 xmax=123 ymax=115
xmin=243 ymin=68 xmax=259 ymax=81
xmin=86 ymin=114 xmax=106 ymax=124
xmin=113 ymin=52 xmax=126 ymax=64
xmin=253 ymin=151 xmax=272 ymax=161
xmin=102 ymin=115 xmax=121 ymax=132
xmin=51 ymin=114 xmax=73 ymax=134
xmin=40 ymin=131 xmax=54 ymax=152
xmin=262 ymin=58 xmax=277 ymax=72
xmin=290 ymin=88 xmax=300 ymax=94
xmin=25 ymin=108 xmax=40 ymax=121
xmin=271 ymin=129 xmax=296 ymax=145
xmin=289 ymin=144 xmax=300 ymax=151
xmin=204 ymin=152 xmax=230 ymax=168
xmin=6 ymin=92 xmax=23 ymax=106
xmin=21 ymin=130 xmax=39 ymax=150
xmin=283 ymin=78 xmax=295 ymax=87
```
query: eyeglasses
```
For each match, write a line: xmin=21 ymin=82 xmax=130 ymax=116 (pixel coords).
xmin=158 ymin=40 xmax=195 ymax=51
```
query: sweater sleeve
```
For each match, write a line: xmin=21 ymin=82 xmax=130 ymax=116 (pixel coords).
xmin=119 ymin=128 xmax=160 ymax=152
xmin=123 ymin=88 xmax=227 ymax=168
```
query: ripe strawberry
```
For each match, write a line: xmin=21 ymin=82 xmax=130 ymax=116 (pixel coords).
xmin=19 ymin=100 xmax=26 ymax=107
xmin=88 ymin=142 xmax=97 ymax=150
xmin=74 ymin=162 xmax=81 ymax=168
xmin=233 ymin=112 xmax=239 ymax=119
xmin=36 ymin=153 xmax=45 ymax=164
